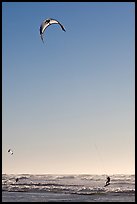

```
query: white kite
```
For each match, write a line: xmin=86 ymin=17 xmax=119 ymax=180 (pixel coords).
xmin=8 ymin=149 xmax=13 ymax=155
xmin=40 ymin=18 xmax=66 ymax=43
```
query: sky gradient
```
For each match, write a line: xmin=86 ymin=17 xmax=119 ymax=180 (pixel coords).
xmin=2 ymin=2 xmax=135 ymax=174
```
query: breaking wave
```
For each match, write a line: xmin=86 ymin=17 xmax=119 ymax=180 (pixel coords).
xmin=2 ymin=174 xmax=135 ymax=196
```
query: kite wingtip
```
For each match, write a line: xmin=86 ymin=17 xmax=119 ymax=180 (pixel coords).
xmin=40 ymin=35 xmax=45 ymax=43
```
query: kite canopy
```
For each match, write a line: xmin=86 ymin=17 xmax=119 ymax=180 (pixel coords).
xmin=40 ymin=18 xmax=66 ymax=42
xmin=8 ymin=149 xmax=13 ymax=155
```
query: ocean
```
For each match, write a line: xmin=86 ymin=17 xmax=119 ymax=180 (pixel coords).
xmin=2 ymin=174 xmax=135 ymax=202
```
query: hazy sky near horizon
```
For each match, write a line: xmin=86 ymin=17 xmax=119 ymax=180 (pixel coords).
xmin=2 ymin=2 xmax=135 ymax=174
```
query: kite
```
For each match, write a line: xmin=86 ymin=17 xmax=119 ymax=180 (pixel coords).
xmin=40 ymin=18 xmax=66 ymax=42
xmin=8 ymin=149 xmax=13 ymax=155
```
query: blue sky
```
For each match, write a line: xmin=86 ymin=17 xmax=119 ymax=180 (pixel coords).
xmin=2 ymin=2 xmax=135 ymax=174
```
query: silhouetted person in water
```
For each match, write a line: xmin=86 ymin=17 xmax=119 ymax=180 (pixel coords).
xmin=106 ymin=176 xmax=110 ymax=185
xmin=15 ymin=178 xmax=19 ymax=182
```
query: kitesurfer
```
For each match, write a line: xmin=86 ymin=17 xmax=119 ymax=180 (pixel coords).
xmin=106 ymin=176 xmax=110 ymax=185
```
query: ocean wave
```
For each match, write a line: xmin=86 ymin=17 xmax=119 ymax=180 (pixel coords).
xmin=2 ymin=182 xmax=135 ymax=195
xmin=53 ymin=175 xmax=77 ymax=180
xmin=2 ymin=174 xmax=135 ymax=196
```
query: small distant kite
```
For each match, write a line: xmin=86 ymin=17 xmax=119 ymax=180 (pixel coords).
xmin=40 ymin=18 xmax=66 ymax=43
xmin=8 ymin=149 xmax=13 ymax=155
